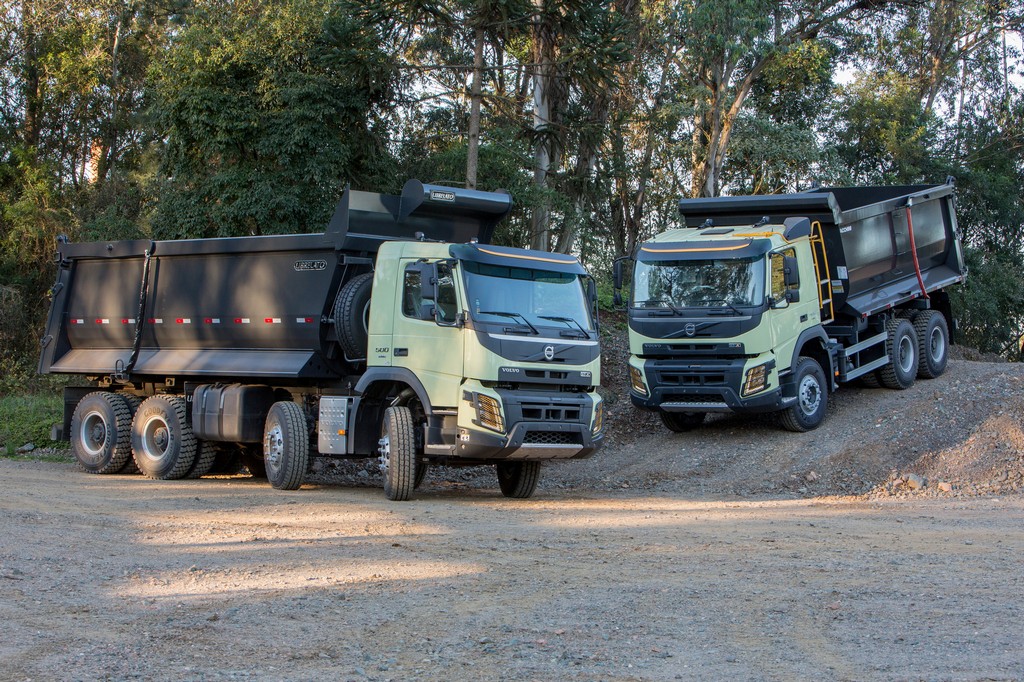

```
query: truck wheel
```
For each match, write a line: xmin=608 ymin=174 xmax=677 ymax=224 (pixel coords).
xmin=263 ymin=401 xmax=309 ymax=490
xmin=414 ymin=460 xmax=429 ymax=489
xmin=334 ymin=272 xmax=374 ymax=361
xmin=116 ymin=394 xmax=143 ymax=474
xmin=779 ymin=357 xmax=828 ymax=432
xmin=659 ymin=411 xmax=705 ymax=432
xmin=378 ymin=406 xmax=416 ymax=501
xmin=914 ymin=310 xmax=949 ymax=379
xmin=185 ymin=441 xmax=218 ymax=479
xmin=879 ymin=317 xmax=918 ymax=390
xmin=859 ymin=371 xmax=880 ymax=388
xmin=497 ymin=461 xmax=541 ymax=499
xmin=131 ymin=395 xmax=197 ymax=480
xmin=70 ymin=392 xmax=134 ymax=474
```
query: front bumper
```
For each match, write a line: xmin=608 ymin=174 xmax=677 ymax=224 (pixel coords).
xmin=631 ymin=356 xmax=793 ymax=415
xmin=454 ymin=421 xmax=602 ymax=461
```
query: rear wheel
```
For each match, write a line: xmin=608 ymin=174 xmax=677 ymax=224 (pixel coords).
xmin=378 ymin=406 xmax=416 ymax=501
xmin=779 ymin=357 xmax=828 ymax=432
xmin=659 ymin=411 xmax=705 ymax=432
xmin=878 ymin=317 xmax=918 ymax=389
xmin=131 ymin=395 xmax=197 ymax=480
xmin=914 ymin=310 xmax=949 ymax=379
xmin=116 ymin=395 xmax=143 ymax=474
xmin=185 ymin=441 xmax=218 ymax=479
xmin=263 ymin=402 xmax=309 ymax=490
xmin=497 ymin=461 xmax=541 ymax=499
xmin=70 ymin=392 xmax=133 ymax=474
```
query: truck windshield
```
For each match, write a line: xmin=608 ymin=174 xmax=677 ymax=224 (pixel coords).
xmin=461 ymin=261 xmax=594 ymax=331
xmin=633 ymin=257 xmax=765 ymax=309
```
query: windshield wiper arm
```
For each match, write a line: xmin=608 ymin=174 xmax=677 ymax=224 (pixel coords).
xmin=477 ymin=310 xmax=539 ymax=335
xmin=538 ymin=315 xmax=590 ymax=339
xmin=696 ymin=298 xmax=744 ymax=316
xmin=634 ymin=298 xmax=685 ymax=316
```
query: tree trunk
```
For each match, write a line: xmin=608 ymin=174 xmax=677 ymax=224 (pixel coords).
xmin=21 ymin=0 xmax=41 ymax=148
xmin=465 ymin=26 xmax=485 ymax=189
xmin=530 ymin=0 xmax=557 ymax=251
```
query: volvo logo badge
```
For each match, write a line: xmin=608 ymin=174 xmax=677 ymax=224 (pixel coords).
xmin=544 ymin=345 xmax=555 ymax=361
xmin=684 ymin=323 xmax=697 ymax=337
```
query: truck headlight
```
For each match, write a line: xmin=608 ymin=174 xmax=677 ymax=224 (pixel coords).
xmin=475 ymin=393 xmax=504 ymax=432
xmin=742 ymin=363 xmax=769 ymax=396
xmin=592 ymin=401 xmax=603 ymax=435
xmin=630 ymin=366 xmax=648 ymax=396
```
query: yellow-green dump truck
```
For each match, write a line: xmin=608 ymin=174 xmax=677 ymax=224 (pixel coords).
xmin=614 ymin=181 xmax=965 ymax=432
xmin=39 ymin=180 xmax=603 ymax=499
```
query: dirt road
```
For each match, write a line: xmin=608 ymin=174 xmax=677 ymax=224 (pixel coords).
xmin=2 ymin=459 xmax=1022 ymax=681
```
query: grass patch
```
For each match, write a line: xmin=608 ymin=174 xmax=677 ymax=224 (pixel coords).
xmin=0 ymin=393 xmax=65 ymax=456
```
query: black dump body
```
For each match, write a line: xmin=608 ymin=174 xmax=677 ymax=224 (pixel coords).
xmin=38 ymin=180 xmax=512 ymax=382
xmin=677 ymin=182 xmax=966 ymax=318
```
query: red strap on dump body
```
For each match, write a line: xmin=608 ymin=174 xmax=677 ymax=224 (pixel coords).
xmin=905 ymin=203 xmax=929 ymax=300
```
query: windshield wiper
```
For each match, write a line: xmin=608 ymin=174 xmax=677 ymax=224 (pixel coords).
xmin=477 ymin=310 xmax=539 ymax=335
xmin=695 ymin=298 xmax=745 ymax=316
xmin=538 ymin=315 xmax=590 ymax=339
xmin=634 ymin=298 xmax=685 ymax=316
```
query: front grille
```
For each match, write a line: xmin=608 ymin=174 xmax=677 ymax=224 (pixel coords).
xmin=523 ymin=431 xmax=582 ymax=445
xmin=520 ymin=404 xmax=581 ymax=422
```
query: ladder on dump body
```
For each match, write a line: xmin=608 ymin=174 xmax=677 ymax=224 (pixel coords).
xmin=809 ymin=221 xmax=835 ymax=324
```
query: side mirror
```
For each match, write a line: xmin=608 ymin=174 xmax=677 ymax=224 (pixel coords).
xmin=783 ymin=256 xmax=800 ymax=288
xmin=785 ymin=289 xmax=800 ymax=303
xmin=613 ymin=258 xmax=624 ymax=290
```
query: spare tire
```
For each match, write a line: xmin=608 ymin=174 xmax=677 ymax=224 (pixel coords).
xmin=333 ymin=272 xmax=374 ymax=362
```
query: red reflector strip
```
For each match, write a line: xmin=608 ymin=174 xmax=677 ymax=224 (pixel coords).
xmin=234 ymin=318 xmax=250 ymax=324
xmin=265 ymin=318 xmax=281 ymax=324
xmin=296 ymin=317 xmax=315 ymax=324
xmin=120 ymin=318 xmax=136 ymax=325
xmin=175 ymin=318 xmax=192 ymax=324
xmin=148 ymin=318 xmax=164 ymax=324
xmin=95 ymin=318 xmax=110 ymax=325
xmin=204 ymin=318 xmax=221 ymax=324
xmin=71 ymin=318 xmax=85 ymax=325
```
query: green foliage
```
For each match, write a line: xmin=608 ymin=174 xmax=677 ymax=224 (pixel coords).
xmin=951 ymin=248 xmax=1024 ymax=359
xmin=149 ymin=0 xmax=399 ymax=238
xmin=0 ymin=394 xmax=64 ymax=451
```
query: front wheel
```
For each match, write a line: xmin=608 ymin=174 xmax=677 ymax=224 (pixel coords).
xmin=378 ymin=406 xmax=417 ymax=501
xmin=497 ymin=461 xmax=541 ymax=499
xmin=263 ymin=402 xmax=309 ymax=490
xmin=779 ymin=357 xmax=828 ymax=432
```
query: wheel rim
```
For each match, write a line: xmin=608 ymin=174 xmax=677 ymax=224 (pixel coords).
xmin=79 ymin=410 xmax=107 ymax=462
xmin=929 ymin=326 xmax=945 ymax=362
xmin=377 ymin=431 xmax=390 ymax=472
xmin=798 ymin=374 xmax=821 ymax=416
xmin=897 ymin=334 xmax=914 ymax=373
xmin=140 ymin=414 xmax=170 ymax=461
xmin=265 ymin=423 xmax=284 ymax=474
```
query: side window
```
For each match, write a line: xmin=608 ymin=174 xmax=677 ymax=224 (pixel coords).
xmin=770 ymin=248 xmax=798 ymax=302
xmin=436 ymin=263 xmax=457 ymax=323
xmin=402 ymin=268 xmax=431 ymax=321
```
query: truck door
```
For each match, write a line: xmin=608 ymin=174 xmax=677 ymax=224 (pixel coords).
xmin=767 ymin=247 xmax=809 ymax=374
xmin=391 ymin=260 xmax=465 ymax=408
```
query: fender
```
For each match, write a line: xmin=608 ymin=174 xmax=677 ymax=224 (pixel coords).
xmin=354 ymin=367 xmax=435 ymax=415
xmin=788 ymin=325 xmax=835 ymax=389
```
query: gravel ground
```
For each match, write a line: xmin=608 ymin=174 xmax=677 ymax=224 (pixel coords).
xmin=2 ymin=325 xmax=1023 ymax=680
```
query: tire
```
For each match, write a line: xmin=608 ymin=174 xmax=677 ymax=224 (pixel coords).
xmin=779 ymin=357 xmax=828 ymax=432
xmin=414 ymin=460 xmax=429 ymax=490
xmin=859 ymin=371 xmax=880 ymax=388
xmin=878 ymin=317 xmax=918 ymax=390
xmin=914 ymin=310 xmax=949 ymax=379
xmin=497 ymin=461 xmax=541 ymax=499
xmin=115 ymin=394 xmax=143 ymax=474
xmin=334 ymin=272 xmax=374 ymax=361
xmin=70 ymin=392 xmax=134 ymax=474
xmin=131 ymin=395 xmax=197 ymax=480
xmin=659 ymin=411 xmax=705 ymax=432
xmin=263 ymin=402 xmax=309 ymax=490
xmin=185 ymin=440 xmax=218 ymax=479
xmin=378 ymin=406 xmax=416 ymax=501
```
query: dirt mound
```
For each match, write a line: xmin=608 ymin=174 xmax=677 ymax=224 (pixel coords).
xmin=543 ymin=315 xmax=1024 ymax=500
